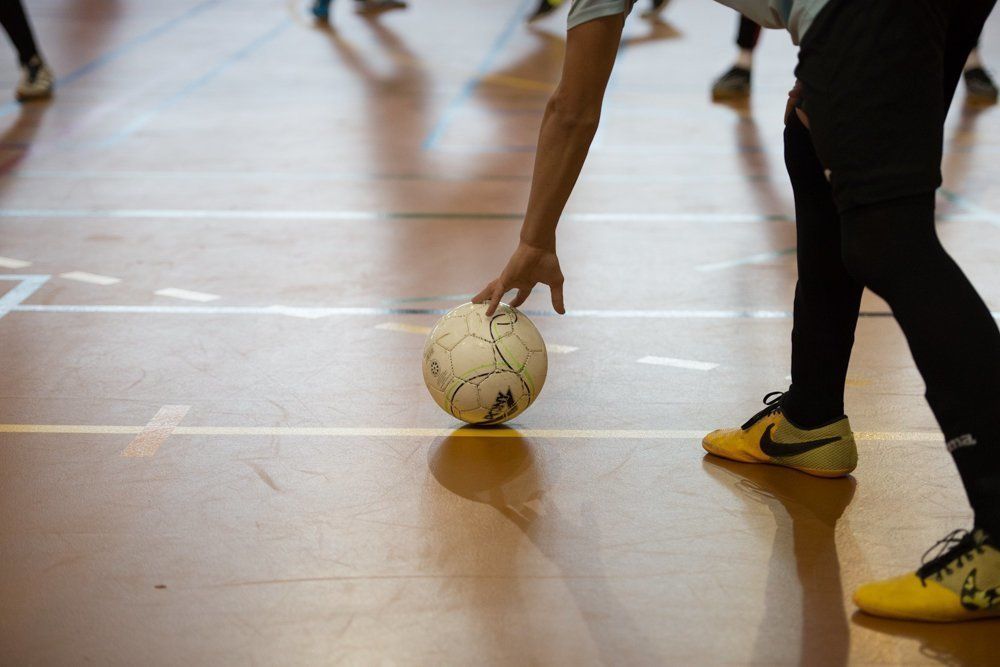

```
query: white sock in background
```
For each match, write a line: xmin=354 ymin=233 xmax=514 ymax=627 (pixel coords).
xmin=735 ymin=49 xmax=753 ymax=70
xmin=966 ymin=48 xmax=982 ymax=71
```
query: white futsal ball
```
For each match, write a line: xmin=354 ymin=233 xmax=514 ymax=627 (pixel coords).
xmin=422 ymin=302 xmax=548 ymax=425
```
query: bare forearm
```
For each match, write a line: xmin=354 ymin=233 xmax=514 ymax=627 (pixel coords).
xmin=517 ymin=14 xmax=624 ymax=251
xmin=519 ymin=98 xmax=601 ymax=249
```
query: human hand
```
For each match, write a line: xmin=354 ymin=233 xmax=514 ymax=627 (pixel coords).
xmin=472 ymin=242 xmax=565 ymax=316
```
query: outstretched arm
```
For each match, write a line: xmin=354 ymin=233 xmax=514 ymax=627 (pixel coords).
xmin=474 ymin=14 xmax=625 ymax=315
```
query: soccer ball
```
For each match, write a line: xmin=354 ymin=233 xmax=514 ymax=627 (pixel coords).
xmin=422 ymin=302 xmax=547 ymax=425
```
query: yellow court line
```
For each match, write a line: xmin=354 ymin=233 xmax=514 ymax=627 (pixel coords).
xmin=0 ymin=424 xmax=942 ymax=441
xmin=479 ymin=74 xmax=556 ymax=93
xmin=0 ymin=425 xmax=142 ymax=434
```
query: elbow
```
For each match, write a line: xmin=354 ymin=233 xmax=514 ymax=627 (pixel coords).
xmin=545 ymin=90 xmax=601 ymax=135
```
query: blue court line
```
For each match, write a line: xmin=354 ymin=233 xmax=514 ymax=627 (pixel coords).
xmin=421 ymin=0 xmax=537 ymax=150
xmin=940 ymin=188 xmax=1000 ymax=229
xmin=98 ymin=18 xmax=291 ymax=147
xmin=696 ymin=247 xmax=797 ymax=272
xmin=0 ymin=275 xmax=50 ymax=319
xmin=0 ymin=0 xmax=226 ymax=119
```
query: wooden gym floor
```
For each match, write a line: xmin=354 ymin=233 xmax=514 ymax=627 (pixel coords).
xmin=2 ymin=0 xmax=1000 ymax=663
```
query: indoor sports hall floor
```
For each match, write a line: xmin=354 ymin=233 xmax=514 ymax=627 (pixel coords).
xmin=2 ymin=1 xmax=1000 ymax=664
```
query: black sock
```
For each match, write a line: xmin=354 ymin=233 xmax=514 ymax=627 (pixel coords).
xmin=949 ymin=432 xmax=1000 ymax=539
xmin=781 ymin=387 xmax=844 ymax=429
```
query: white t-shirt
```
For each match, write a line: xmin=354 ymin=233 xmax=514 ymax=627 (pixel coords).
xmin=567 ymin=0 xmax=831 ymax=44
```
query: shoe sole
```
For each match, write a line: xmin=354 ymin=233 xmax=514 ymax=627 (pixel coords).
xmin=854 ymin=603 xmax=1000 ymax=623
xmin=16 ymin=90 xmax=53 ymax=103
xmin=711 ymin=89 xmax=750 ymax=102
xmin=702 ymin=438 xmax=854 ymax=478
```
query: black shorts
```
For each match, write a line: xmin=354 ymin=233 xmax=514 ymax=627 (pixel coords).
xmin=794 ymin=0 xmax=995 ymax=212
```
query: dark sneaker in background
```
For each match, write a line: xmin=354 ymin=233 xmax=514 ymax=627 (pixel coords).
xmin=964 ymin=67 xmax=999 ymax=105
xmin=711 ymin=65 xmax=751 ymax=102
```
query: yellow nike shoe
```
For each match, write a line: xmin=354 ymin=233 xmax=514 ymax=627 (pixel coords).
xmin=855 ymin=529 xmax=1000 ymax=622
xmin=702 ymin=391 xmax=857 ymax=478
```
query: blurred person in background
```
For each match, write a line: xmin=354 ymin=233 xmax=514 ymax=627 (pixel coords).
xmin=2 ymin=0 xmax=53 ymax=101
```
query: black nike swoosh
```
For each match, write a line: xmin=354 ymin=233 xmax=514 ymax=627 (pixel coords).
xmin=759 ymin=423 xmax=842 ymax=457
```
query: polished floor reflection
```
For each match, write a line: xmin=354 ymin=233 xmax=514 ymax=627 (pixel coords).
xmin=1 ymin=0 xmax=1000 ymax=663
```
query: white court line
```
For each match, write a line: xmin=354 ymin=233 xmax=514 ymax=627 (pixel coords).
xmin=155 ymin=288 xmax=220 ymax=302
xmin=696 ymin=248 xmax=796 ymax=272
xmin=377 ymin=321 xmax=579 ymax=353
xmin=638 ymin=356 xmax=719 ymax=371
xmin=60 ymin=271 xmax=121 ymax=286
xmin=0 ymin=208 xmax=784 ymax=223
xmin=0 ymin=208 xmax=996 ymax=227
xmin=0 ymin=274 xmax=50 ymax=319
xmin=121 ymin=405 xmax=191 ymax=457
xmin=8 ymin=303 xmax=999 ymax=320
xmin=0 ymin=423 xmax=942 ymax=441
xmin=376 ymin=322 xmax=432 ymax=335
xmin=268 ymin=305 xmax=334 ymax=319
xmin=0 ymin=256 xmax=31 ymax=269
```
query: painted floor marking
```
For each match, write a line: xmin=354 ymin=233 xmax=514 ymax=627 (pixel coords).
xmin=59 ymin=271 xmax=122 ymax=286
xmin=696 ymin=247 xmax=797 ymax=272
xmin=101 ymin=19 xmax=291 ymax=146
xmin=267 ymin=305 xmax=335 ymax=319
xmin=0 ymin=209 xmax=788 ymax=224
xmin=0 ymin=208 xmax=990 ymax=227
xmin=0 ymin=256 xmax=31 ymax=269
xmin=155 ymin=288 xmax=221 ymax=302
xmin=376 ymin=322 xmax=432 ymax=335
xmin=121 ymin=405 xmax=191 ymax=457
xmin=376 ymin=322 xmax=578 ymax=353
xmin=420 ymin=0 xmax=536 ymax=150
xmin=11 ymin=304 xmax=998 ymax=320
xmin=637 ymin=356 xmax=719 ymax=371
xmin=940 ymin=189 xmax=1000 ymax=229
xmin=384 ymin=294 xmax=474 ymax=304
xmin=0 ymin=423 xmax=942 ymax=442
xmin=0 ymin=274 xmax=50 ymax=319
xmin=0 ymin=0 xmax=225 ymax=119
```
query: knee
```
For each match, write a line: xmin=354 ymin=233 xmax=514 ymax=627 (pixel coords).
xmin=838 ymin=193 xmax=938 ymax=293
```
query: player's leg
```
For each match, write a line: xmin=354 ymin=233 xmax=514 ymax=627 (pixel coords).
xmin=711 ymin=15 xmax=761 ymax=101
xmin=0 ymin=0 xmax=53 ymax=101
xmin=793 ymin=0 xmax=1000 ymax=621
xmin=701 ymin=110 xmax=861 ymax=479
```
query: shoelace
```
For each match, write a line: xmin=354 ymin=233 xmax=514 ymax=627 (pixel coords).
xmin=741 ymin=391 xmax=785 ymax=430
xmin=916 ymin=529 xmax=986 ymax=584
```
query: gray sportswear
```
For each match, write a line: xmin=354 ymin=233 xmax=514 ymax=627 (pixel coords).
xmin=567 ymin=0 xmax=831 ymax=44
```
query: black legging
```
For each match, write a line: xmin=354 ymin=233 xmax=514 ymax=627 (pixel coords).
xmin=1 ymin=0 xmax=40 ymax=65
xmin=736 ymin=15 xmax=762 ymax=51
xmin=783 ymin=112 xmax=1000 ymax=535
